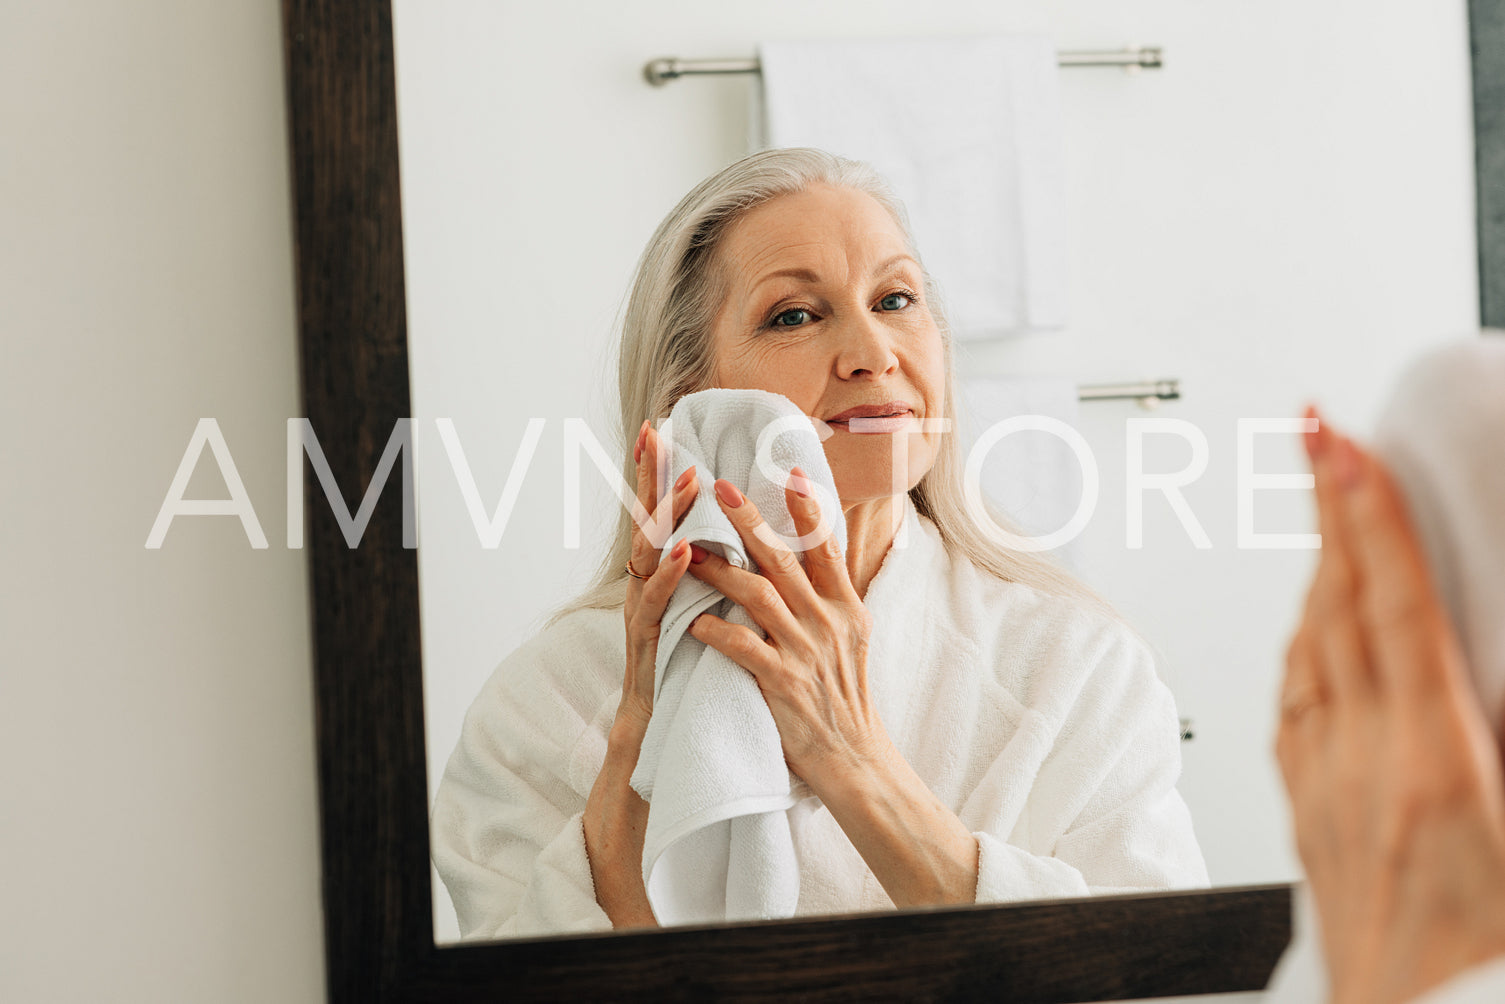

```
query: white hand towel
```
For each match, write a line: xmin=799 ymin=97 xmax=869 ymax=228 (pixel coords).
xmin=757 ymin=35 xmax=1068 ymax=339
xmin=1373 ymin=335 xmax=1505 ymax=735
xmin=956 ymin=375 xmax=1086 ymax=568
xmin=629 ymin=388 xmax=847 ymax=926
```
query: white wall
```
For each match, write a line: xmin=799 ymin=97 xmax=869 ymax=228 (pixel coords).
xmin=1 ymin=3 xmax=324 ymax=1003
xmin=400 ymin=0 xmax=1479 ymax=946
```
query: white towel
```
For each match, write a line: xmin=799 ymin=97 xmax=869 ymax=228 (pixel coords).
xmin=628 ymin=388 xmax=848 ymax=926
xmin=956 ymin=375 xmax=1086 ymax=568
xmin=757 ymin=35 xmax=1068 ymax=339
xmin=1374 ymin=335 xmax=1505 ymax=735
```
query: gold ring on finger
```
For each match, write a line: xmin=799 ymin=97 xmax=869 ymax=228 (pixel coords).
xmin=625 ymin=559 xmax=651 ymax=580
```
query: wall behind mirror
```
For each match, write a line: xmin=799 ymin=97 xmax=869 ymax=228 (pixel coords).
xmin=392 ymin=0 xmax=1478 ymax=943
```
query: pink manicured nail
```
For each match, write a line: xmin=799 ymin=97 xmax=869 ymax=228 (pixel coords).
xmin=714 ymin=480 xmax=743 ymax=508
xmin=675 ymin=467 xmax=694 ymax=492
xmin=670 ymin=538 xmax=688 ymax=559
xmin=1302 ymin=406 xmax=1322 ymax=461
xmin=789 ymin=466 xmax=811 ymax=499
xmin=690 ymin=544 xmax=708 ymax=564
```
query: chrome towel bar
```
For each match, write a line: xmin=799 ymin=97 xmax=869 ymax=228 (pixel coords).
xmin=644 ymin=46 xmax=1163 ymax=86
xmin=1078 ymin=379 xmax=1181 ymax=406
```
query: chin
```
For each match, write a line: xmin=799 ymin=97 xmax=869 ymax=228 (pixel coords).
xmin=829 ymin=470 xmax=925 ymax=507
xmin=826 ymin=445 xmax=933 ymax=504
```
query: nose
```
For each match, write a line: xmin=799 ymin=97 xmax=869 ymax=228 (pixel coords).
xmin=833 ymin=309 xmax=900 ymax=381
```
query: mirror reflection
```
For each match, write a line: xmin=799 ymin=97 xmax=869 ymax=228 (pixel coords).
xmin=393 ymin=1 xmax=1478 ymax=943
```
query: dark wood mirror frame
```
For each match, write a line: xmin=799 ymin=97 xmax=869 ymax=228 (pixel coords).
xmin=280 ymin=0 xmax=1501 ymax=999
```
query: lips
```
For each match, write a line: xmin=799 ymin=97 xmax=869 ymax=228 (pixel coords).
xmin=818 ymin=401 xmax=917 ymax=437
xmin=824 ymin=401 xmax=914 ymax=424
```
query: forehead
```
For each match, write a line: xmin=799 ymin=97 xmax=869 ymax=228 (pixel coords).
xmin=719 ymin=184 xmax=911 ymax=277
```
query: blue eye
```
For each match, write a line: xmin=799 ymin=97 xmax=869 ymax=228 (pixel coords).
xmin=772 ymin=308 xmax=812 ymax=328
xmin=879 ymin=292 xmax=912 ymax=311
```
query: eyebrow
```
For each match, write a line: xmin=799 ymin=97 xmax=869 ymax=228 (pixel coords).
xmin=750 ymin=253 xmax=919 ymax=292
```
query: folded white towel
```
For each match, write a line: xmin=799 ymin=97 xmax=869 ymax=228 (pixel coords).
xmin=628 ymin=388 xmax=847 ymax=925
xmin=757 ymin=35 xmax=1068 ymax=338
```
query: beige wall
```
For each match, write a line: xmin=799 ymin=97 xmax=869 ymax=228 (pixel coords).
xmin=1 ymin=2 xmax=323 ymax=1002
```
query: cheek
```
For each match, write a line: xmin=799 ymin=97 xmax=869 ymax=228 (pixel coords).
xmin=907 ymin=329 xmax=946 ymax=407
xmin=718 ymin=338 xmax=825 ymax=401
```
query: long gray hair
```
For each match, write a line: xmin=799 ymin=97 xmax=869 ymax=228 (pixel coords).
xmin=548 ymin=147 xmax=1108 ymax=624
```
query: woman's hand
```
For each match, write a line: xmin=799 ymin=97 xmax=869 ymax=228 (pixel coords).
xmin=686 ymin=471 xmax=979 ymax=908
xmin=583 ymin=419 xmax=699 ymax=928
xmin=685 ymin=469 xmax=884 ymax=785
xmin=1277 ymin=409 xmax=1505 ymax=1004
xmin=617 ymin=420 xmax=700 ymax=732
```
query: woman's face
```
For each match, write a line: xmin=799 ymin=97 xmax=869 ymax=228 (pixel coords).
xmin=708 ymin=184 xmax=947 ymax=508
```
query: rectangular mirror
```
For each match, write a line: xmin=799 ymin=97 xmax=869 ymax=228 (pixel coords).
xmin=281 ymin=0 xmax=1496 ymax=997
xmin=391 ymin=0 xmax=1476 ymax=943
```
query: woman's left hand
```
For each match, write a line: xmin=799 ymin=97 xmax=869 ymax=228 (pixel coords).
xmin=685 ymin=469 xmax=889 ymax=789
xmin=1277 ymin=409 xmax=1505 ymax=1004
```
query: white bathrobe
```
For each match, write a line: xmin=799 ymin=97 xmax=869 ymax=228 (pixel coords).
xmin=431 ymin=497 xmax=1209 ymax=940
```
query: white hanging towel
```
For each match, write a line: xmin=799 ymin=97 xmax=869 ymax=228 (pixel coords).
xmin=956 ymin=375 xmax=1086 ymax=568
xmin=757 ymin=35 xmax=1069 ymax=339
xmin=629 ymin=388 xmax=848 ymax=926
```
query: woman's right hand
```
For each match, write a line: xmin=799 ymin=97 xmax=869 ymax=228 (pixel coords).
xmin=583 ymin=419 xmax=699 ymax=928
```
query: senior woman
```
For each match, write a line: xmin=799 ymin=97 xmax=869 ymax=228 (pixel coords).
xmin=431 ymin=147 xmax=1208 ymax=939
